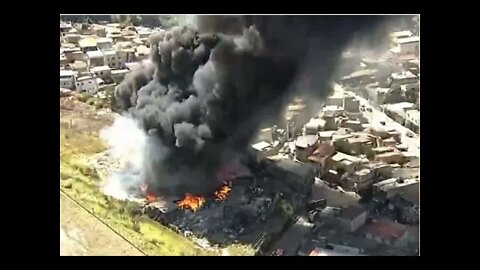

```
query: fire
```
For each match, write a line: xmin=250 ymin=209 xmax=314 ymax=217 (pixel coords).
xmin=177 ymin=193 xmax=206 ymax=212
xmin=214 ymin=184 xmax=232 ymax=201
xmin=146 ymin=193 xmax=157 ymax=203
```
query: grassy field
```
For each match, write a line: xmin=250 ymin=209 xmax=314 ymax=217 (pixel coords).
xmin=60 ymin=97 xmax=255 ymax=256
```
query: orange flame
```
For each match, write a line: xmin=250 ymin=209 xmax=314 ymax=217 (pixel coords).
xmin=177 ymin=193 xmax=206 ymax=212
xmin=214 ymin=184 xmax=232 ymax=201
xmin=146 ymin=193 xmax=157 ymax=203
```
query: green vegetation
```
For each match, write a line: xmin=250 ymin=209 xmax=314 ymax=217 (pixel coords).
xmin=60 ymin=123 xmax=218 ymax=255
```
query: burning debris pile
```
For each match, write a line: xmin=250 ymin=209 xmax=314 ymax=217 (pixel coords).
xmin=101 ymin=15 xmax=386 ymax=199
xmin=142 ymin=177 xmax=283 ymax=248
xmin=177 ymin=193 xmax=206 ymax=212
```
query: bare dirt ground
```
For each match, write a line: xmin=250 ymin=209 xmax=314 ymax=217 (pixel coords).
xmin=60 ymin=192 xmax=144 ymax=256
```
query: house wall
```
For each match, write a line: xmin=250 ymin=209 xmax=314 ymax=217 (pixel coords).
xmin=75 ymin=79 xmax=98 ymax=94
xmin=60 ymin=78 xmax=74 ymax=89
xmin=88 ymin=57 xmax=105 ymax=68
xmin=104 ymin=53 xmax=125 ymax=69
xmin=400 ymin=42 xmax=419 ymax=55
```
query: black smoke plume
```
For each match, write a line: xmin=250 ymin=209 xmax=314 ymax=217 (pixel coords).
xmin=113 ymin=15 xmax=387 ymax=195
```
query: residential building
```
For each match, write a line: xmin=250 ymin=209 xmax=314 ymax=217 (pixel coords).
xmin=373 ymin=178 xmax=419 ymax=201
xmin=97 ymin=37 xmax=113 ymax=51
xmin=351 ymin=168 xmax=374 ymax=190
xmin=75 ymin=75 xmax=99 ymax=94
xmin=63 ymin=48 xmax=82 ymax=62
xmin=343 ymin=96 xmax=360 ymax=112
xmin=387 ymin=71 xmax=418 ymax=88
xmin=86 ymin=50 xmax=105 ymax=68
xmin=60 ymin=54 xmax=68 ymax=68
xmin=375 ymin=151 xmax=404 ymax=164
xmin=78 ymin=37 xmax=98 ymax=53
xmin=135 ymin=45 xmax=151 ymax=61
xmin=331 ymin=152 xmax=366 ymax=174
xmin=250 ymin=141 xmax=280 ymax=163
xmin=103 ymin=50 xmax=125 ymax=69
xmin=318 ymin=131 xmax=336 ymax=142
xmin=265 ymin=158 xmax=316 ymax=194
xmin=256 ymin=128 xmax=273 ymax=143
xmin=337 ymin=205 xmax=367 ymax=232
xmin=90 ymin=65 xmax=112 ymax=83
xmin=326 ymin=93 xmax=344 ymax=107
xmin=405 ymin=109 xmax=419 ymax=133
xmin=307 ymin=142 xmax=336 ymax=172
xmin=64 ymin=33 xmax=81 ymax=44
xmin=396 ymin=36 xmax=419 ymax=56
xmin=60 ymin=70 xmax=75 ymax=89
xmin=111 ymin=69 xmax=130 ymax=84
xmin=382 ymin=102 xmax=416 ymax=125
xmin=389 ymin=30 xmax=412 ymax=42
xmin=295 ymin=135 xmax=319 ymax=162
xmin=118 ymin=47 xmax=136 ymax=63
xmin=69 ymin=61 xmax=88 ymax=73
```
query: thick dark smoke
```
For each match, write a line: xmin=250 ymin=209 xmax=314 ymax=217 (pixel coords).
xmin=114 ymin=15 xmax=387 ymax=195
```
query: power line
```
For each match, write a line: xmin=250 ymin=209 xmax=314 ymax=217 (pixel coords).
xmin=60 ymin=190 xmax=147 ymax=256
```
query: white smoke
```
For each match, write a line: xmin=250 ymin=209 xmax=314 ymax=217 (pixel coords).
xmin=99 ymin=115 xmax=148 ymax=200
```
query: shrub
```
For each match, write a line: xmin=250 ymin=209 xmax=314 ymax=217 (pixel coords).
xmin=77 ymin=92 xmax=93 ymax=103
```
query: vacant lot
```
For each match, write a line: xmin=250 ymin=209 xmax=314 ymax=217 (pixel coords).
xmin=60 ymin=192 xmax=144 ymax=256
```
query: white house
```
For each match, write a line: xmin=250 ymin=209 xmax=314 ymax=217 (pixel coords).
xmin=103 ymin=50 xmax=125 ymax=69
xmin=396 ymin=36 xmax=419 ymax=56
xmin=96 ymin=37 xmax=113 ymax=51
xmin=86 ymin=50 xmax=105 ymax=68
xmin=90 ymin=65 xmax=112 ymax=83
xmin=111 ymin=69 xmax=130 ymax=84
xmin=60 ymin=70 xmax=75 ymax=89
xmin=405 ymin=109 xmax=419 ymax=133
xmin=75 ymin=75 xmax=98 ymax=94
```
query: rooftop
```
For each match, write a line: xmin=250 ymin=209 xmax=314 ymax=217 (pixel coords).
xmin=103 ymin=50 xmax=117 ymax=56
xmin=296 ymin=135 xmax=319 ymax=148
xmin=111 ymin=69 xmax=130 ymax=75
xmin=396 ymin=36 xmax=420 ymax=44
xmin=311 ymin=142 xmax=336 ymax=157
xmin=373 ymin=178 xmax=419 ymax=193
xmin=60 ymin=70 xmax=75 ymax=77
xmin=97 ymin=37 xmax=113 ymax=44
xmin=389 ymin=30 xmax=413 ymax=38
xmin=391 ymin=71 xmax=417 ymax=80
xmin=90 ymin=65 xmax=111 ymax=72
xmin=252 ymin=141 xmax=271 ymax=151
xmin=331 ymin=152 xmax=363 ymax=164
xmin=272 ymin=159 xmax=315 ymax=178
xmin=77 ymin=75 xmax=95 ymax=81
xmin=318 ymin=131 xmax=336 ymax=138
xmin=354 ymin=168 xmax=371 ymax=176
xmin=86 ymin=50 xmax=104 ymax=59
xmin=78 ymin=37 xmax=97 ymax=48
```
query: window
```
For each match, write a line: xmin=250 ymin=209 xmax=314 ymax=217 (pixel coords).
xmin=89 ymin=81 xmax=92 ymax=84
xmin=100 ymin=71 xmax=104 ymax=75
xmin=81 ymin=82 xmax=84 ymax=85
